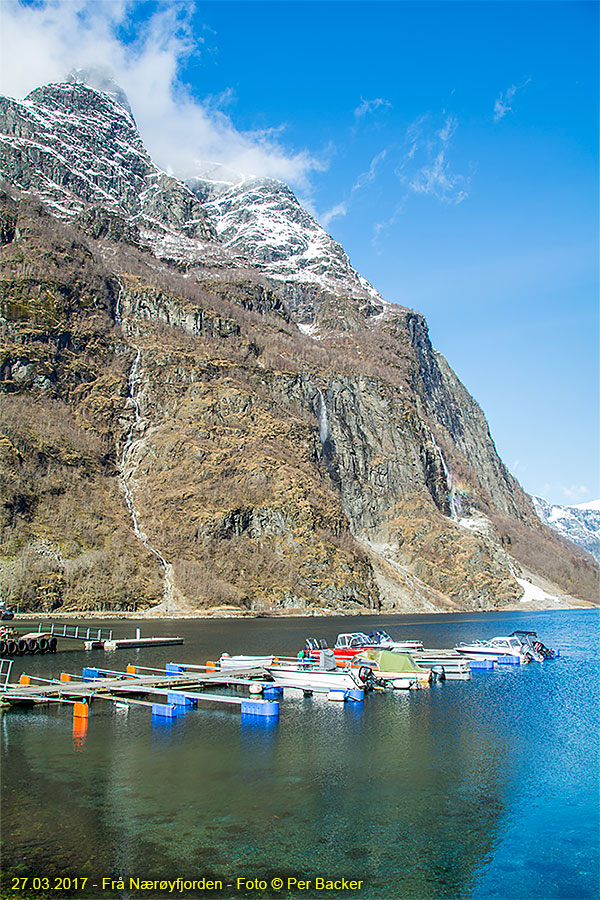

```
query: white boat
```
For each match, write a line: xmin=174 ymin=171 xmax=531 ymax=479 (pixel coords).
xmin=218 ymin=653 xmax=275 ymax=670
xmin=453 ymin=635 xmax=534 ymax=663
xmin=411 ymin=651 xmax=472 ymax=680
xmin=265 ymin=660 xmax=365 ymax=693
xmin=366 ymin=630 xmax=425 ymax=653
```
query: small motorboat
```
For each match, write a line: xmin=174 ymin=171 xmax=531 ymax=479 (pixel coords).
xmin=265 ymin=653 xmax=367 ymax=693
xmin=453 ymin=634 xmax=545 ymax=663
xmin=365 ymin=630 xmax=425 ymax=653
xmin=218 ymin=653 xmax=276 ymax=670
xmin=410 ymin=650 xmax=472 ymax=680
xmin=304 ymin=633 xmax=377 ymax=664
xmin=332 ymin=633 xmax=377 ymax=657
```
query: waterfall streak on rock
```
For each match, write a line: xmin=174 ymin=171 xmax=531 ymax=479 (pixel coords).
xmin=116 ymin=276 xmax=174 ymax=610
xmin=431 ymin=434 xmax=461 ymax=521
xmin=115 ymin=277 xmax=123 ymax=325
xmin=318 ymin=389 xmax=330 ymax=444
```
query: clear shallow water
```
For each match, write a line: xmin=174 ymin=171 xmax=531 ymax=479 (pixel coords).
xmin=1 ymin=610 xmax=598 ymax=900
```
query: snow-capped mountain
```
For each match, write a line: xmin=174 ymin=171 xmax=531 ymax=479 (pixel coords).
xmin=532 ymin=496 xmax=600 ymax=563
xmin=0 ymin=78 xmax=215 ymax=248
xmin=190 ymin=175 xmax=387 ymax=318
xmin=574 ymin=499 xmax=600 ymax=512
xmin=1 ymin=74 xmax=598 ymax=614
xmin=0 ymin=75 xmax=386 ymax=329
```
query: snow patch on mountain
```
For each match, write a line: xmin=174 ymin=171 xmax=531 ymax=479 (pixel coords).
xmin=532 ymin=496 xmax=600 ymax=563
xmin=0 ymin=81 xmax=214 ymax=245
xmin=190 ymin=175 xmax=389 ymax=316
xmin=1 ymin=78 xmax=393 ymax=326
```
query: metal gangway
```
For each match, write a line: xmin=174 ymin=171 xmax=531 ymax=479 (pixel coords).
xmin=0 ymin=658 xmax=14 ymax=689
xmin=37 ymin=623 xmax=113 ymax=642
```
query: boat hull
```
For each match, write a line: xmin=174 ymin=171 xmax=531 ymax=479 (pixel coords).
xmin=454 ymin=647 xmax=527 ymax=663
xmin=265 ymin=667 xmax=363 ymax=692
xmin=219 ymin=654 xmax=275 ymax=670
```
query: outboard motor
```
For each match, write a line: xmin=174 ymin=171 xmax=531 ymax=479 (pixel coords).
xmin=358 ymin=665 xmax=375 ymax=688
xmin=318 ymin=649 xmax=337 ymax=671
xmin=430 ymin=665 xmax=446 ymax=682
xmin=533 ymin=639 xmax=555 ymax=659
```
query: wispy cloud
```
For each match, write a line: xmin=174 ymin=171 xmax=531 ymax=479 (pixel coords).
xmin=354 ymin=96 xmax=392 ymax=120
xmin=396 ymin=113 xmax=469 ymax=204
xmin=320 ymin=201 xmax=348 ymax=228
xmin=352 ymin=148 xmax=388 ymax=192
xmin=318 ymin=148 xmax=389 ymax=229
xmin=372 ymin=200 xmax=406 ymax=247
xmin=493 ymin=79 xmax=532 ymax=122
xmin=0 ymin=0 xmax=325 ymax=190
xmin=561 ymin=484 xmax=591 ymax=503
xmin=539 ymin=483 xmax=593 ymax=505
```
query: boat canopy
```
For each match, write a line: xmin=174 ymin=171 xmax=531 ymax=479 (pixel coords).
xmin=355 ymin=649 xmax=423 ymax=673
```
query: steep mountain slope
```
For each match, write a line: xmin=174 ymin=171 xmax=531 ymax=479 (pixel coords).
xmin=533 ymin=496 xmax=600 ymax=563
xmin=0 ymin=79 xmax=214 ymax=249
xmin=193 ymin=175 xmax=387 ymax=325
xmin=1 ymin=79 xmax=597 ymax=614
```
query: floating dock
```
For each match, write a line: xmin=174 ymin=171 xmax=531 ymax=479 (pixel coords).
xmin=0 ymin=662 xmax=280 ymax=719
xmin=0 ymin=623 xmax=183 ymax=655
xmin=0 ymin=654 xmax=371 ymax=726
xmin=102 ymin=636 xmax=184 ymax=650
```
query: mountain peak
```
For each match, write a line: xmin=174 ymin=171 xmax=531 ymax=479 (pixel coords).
xmin=1 ymin=79 xmax=215 ymax=244
xmin=66 ymin=66 xmax=134 ymax=118
xmin=532 ymin=495 xmax=600 ymax=562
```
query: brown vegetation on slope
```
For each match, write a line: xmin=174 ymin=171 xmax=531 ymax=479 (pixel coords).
xmin=1 ymin=187 xmax=597 ymax=612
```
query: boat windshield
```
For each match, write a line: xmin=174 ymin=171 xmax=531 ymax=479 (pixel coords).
xmin=335 ymin=633 xmax=372 ymax=648
xmin=511 ymin=631 xmax=538 ymax=647
xmin=368 ymin=631 xmax=392 ymax=643
xmin=349 ymin=633 xmax=372 ymax=647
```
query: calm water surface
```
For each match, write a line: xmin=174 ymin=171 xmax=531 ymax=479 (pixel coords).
xmin=1 ymin=610 xmax=598 ymax=900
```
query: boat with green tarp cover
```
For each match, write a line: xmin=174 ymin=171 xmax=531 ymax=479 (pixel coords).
xmin=349 ymin=649 xmax=431 ymax=686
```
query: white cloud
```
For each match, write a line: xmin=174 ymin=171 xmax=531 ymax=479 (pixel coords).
xmin=352 ymin=148 xmax=388 ymax=193
xmin=493 ymin=79 xmax=532 ymax=122
xmin=0 ymin=0 xmax=325 ymax=190
xmin=320 ymin=202 xmax=348 ymax=229
xmin=317 ymin=148 xmax=388 ymax=230
xmin=354 ymin=97 xmax=392 ymax=119
xmin=561 ymin=484 xmax=592 ymax=503
xmin=396 ymin=113 xmax=469 ymax=204
xmin=371 ymin=199 xmax=406 ymax=247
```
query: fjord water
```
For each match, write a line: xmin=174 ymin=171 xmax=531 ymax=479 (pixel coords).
xmin=2 ymin=610 xmax=598 ymax=900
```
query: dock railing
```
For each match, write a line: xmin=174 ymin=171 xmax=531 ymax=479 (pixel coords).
xmin=0 ymin=658 xmax=14 ymax=688
xmin=37 ymin=623 xmax=113 ymax=642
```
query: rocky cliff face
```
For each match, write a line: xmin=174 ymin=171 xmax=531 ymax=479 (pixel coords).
xmin=0 ymin=81 xmax=214 ymax=247
xmin=1 ymin=78 xmax=597 ymax=614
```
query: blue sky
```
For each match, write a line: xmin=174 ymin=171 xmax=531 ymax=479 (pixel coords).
xmin=2 ymin=0 xmax=598 ymax=506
